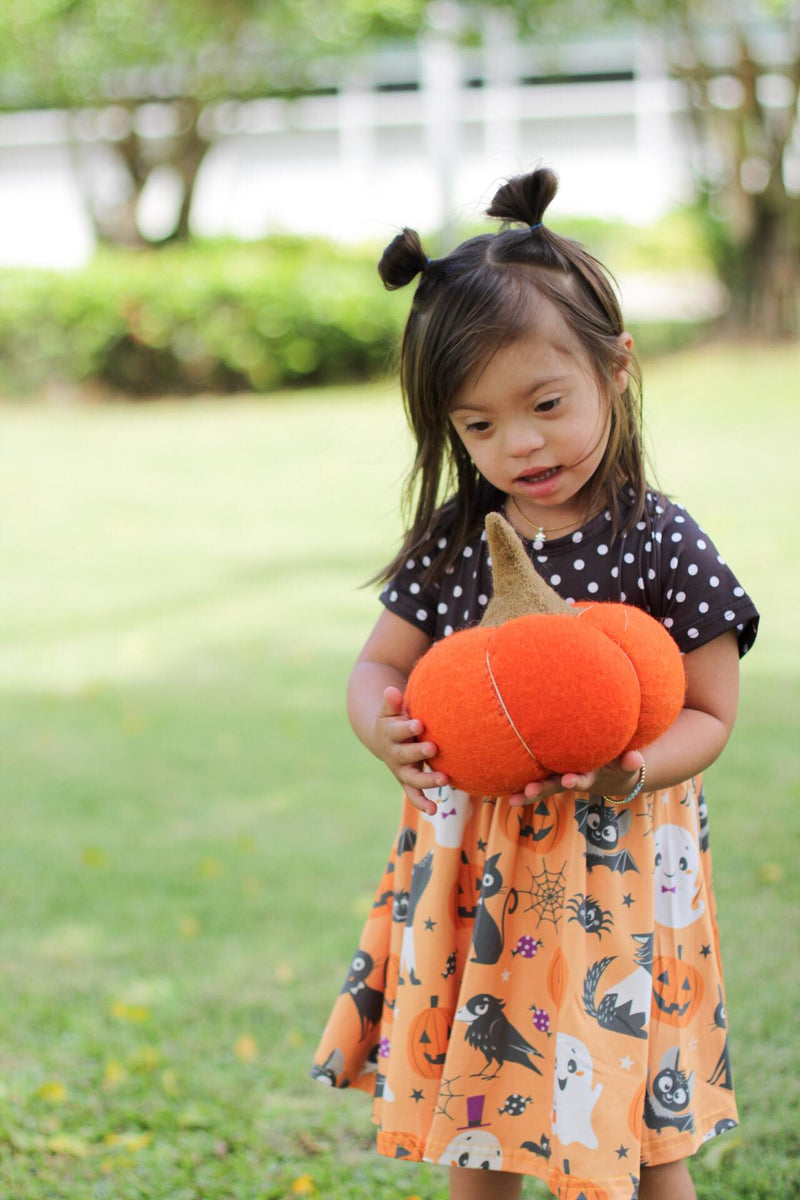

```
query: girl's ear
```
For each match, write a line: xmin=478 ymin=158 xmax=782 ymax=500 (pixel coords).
xmin=613 ymin=331 xmax=634 ymax=393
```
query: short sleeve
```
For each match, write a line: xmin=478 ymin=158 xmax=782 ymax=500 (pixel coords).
xmin=650 ymin=502 xmax=759 ymax=657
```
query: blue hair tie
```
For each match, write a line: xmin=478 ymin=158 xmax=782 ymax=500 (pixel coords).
xmin=529 ymin=222 xmax=543 ymax=232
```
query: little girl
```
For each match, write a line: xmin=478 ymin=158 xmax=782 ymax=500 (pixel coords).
xmin=312 ymin=168 xmax=758 ymax=1200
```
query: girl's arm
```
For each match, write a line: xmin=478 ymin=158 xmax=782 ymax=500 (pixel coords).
xmin=347 ymin=609 xmax=446 ymax=815
xmin=512 ymin=629 xmax=741 ymax=803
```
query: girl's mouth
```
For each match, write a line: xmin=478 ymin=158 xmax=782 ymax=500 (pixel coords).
xmin=517 ymin=466 xmax=560 ymax=484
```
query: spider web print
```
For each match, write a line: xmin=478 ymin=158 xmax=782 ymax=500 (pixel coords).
xmin=520 ymin=861 xmax=567 ymax=930
xmin=433 ymin=1075 xmax=465 ymax=1121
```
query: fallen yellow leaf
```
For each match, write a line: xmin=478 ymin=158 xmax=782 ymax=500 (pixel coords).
xmin=234 ymin=1033 xmax=259 ymax=1063
xmin=102 ymin=1060 xmax=127 ymax=1091
xmin=36 ymin=1081 xmax=68 ymax=1104
xmin=127 ymin=1045 xmax=161 ymax=1072
xmin=104 ymin=1131 xmax=153 ymax=1153
xmin=47 ymin=1133 xmax=90 ymax=1157
xmin=291 ymin=1175 xmax=317 ymax=1196
xmin=110 ymin=1001 xmax=150 ymax=1023
xmin=200 ymin=858 xmax=223 ymax=878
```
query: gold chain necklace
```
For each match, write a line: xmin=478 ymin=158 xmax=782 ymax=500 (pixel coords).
xmin=509 ymin=495 xmax=595 ymax=543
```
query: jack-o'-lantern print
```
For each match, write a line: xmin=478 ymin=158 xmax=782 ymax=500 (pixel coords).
xmin=407 ymin=996 xmax=454 ymax=1079
xmin=651 ymin=947 xmax=704 ymax=1028
xmin=506 ymin=796 xmax=566 ymax=854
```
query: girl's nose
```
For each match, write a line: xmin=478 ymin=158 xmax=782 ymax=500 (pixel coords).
xmin=506 ymin=420 xmax=545 ymax=456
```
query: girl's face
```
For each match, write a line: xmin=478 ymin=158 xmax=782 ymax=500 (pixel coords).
xmin=449 ymin=308 xmax=630 ymax=525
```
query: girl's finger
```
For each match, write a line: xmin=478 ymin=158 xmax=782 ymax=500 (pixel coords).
xmin=403 ymin=785 xmax=438 ymax=816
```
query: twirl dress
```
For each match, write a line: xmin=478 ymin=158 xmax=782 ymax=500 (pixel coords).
xmin=312 ymin=493 xmax=759 ymax=1200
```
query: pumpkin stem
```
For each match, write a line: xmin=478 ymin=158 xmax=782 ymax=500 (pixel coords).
xmin=481 ymin=512 xmax=572 ymax=626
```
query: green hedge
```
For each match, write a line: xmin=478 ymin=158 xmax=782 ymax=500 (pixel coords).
xmin=0 ymin=237 xmax=404 ymax=396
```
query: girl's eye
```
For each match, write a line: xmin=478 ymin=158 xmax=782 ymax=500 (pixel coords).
xmin=535 ymin=397 xmax=560 ymax=414
xmin=465 ymin=420 xmax=491 ymax=434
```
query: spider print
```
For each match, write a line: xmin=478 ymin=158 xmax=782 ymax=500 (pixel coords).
xmin=566 ymin=893 xmax=614 ymax=938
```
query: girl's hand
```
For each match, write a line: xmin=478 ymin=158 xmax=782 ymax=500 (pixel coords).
xmin=508 ymin=749 xmax=644 ymax=806
xmin=374 ymin=687 xmax=448 ymax=816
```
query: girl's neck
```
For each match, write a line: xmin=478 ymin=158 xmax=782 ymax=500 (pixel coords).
xmin=504 ymin=494 xmax=601 ymax=544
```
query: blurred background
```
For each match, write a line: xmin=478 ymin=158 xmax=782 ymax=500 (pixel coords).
xmin=0 ymin=3 xmax=798 ymax=1199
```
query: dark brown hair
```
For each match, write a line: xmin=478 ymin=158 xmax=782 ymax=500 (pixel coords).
xmin=375 ymin=167 xmax=646 ymax=587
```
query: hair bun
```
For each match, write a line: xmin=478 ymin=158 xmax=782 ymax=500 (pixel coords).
xmin=486 ymin=168 xmax=559 ymax=228
xmin=378 ymin=228 xmax=429 ymax=290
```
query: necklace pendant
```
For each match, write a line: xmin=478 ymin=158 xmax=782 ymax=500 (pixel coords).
xmin=536 ymin=527 xmax=546 ymax=542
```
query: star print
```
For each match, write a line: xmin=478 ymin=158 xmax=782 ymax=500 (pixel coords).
xmin=619 ymin=1056 xmax=634 ymax=1071
xmin=700 ymin=944 xmax=711 ymax=957
xmin=425 ymin=918 xmax=437 ymax=931
xmin=690 ymin=1038 xmax=699 ymax=1053
xmin=616 ymin=1145 xmax=629 ymax=1159
xmin=622 ymin=893 xmax=634 ymax=907
xmin=411 ymin=1089 xmax=424 ymax=1102
xmin=501 ymin=969 xmax=511 ymax=982
xmin=477 ymin=838 xmax=487 ymax=852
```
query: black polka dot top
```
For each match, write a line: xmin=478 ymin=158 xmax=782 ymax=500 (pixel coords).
xmin=380 ymin=492 xmax=759 ymax=657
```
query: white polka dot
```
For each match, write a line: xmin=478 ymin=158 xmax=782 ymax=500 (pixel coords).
xmin=638 ymin=577 xmax=645 ymax=590
xmin=696 ymin=538 xmax=706 ymax=550
xmin=533 ymin=539 xmax=544 ymax=551
xmin=710 ymin=576 xmax=720 ymax=587
xmin=655 ymin=505 xmax=664 ymax=515
xmin=445 ymin=566 xmax=454 ymax=575
xmin=551 ymin=574 xmax=561 ymax=586
xmin=572 ymin=531 xmax=583 ymax=543
xmin=453 ymin=585 xmax=463 ymax=597
xmin=671 ymin=532 xmax=682 ymax=542
xmin=624 ymin=552 xmax=634 ymax=564
xmin=463 ymin=609 xmax=470 ymax=621
xmin=645 ymin=541 xmax=652 ymax=552
xmin=620 ymin=591 xmax=627 ymax=602
xmin=675 ymin=591 xmax=686 ymax=603
xmin=666 ymin=588 xmax=673 ymax=600
xmin=566 ymin=597 xmax=575 ymax=605
xmin=698 ymin=602 xmax=709 ymax=614
xmin=537 ymin=555 xmax=548 ymax=563
xmin=670 ymin=557 xmax=679 ymax=570
xmin=422 ymin=556 xmax=431 ymax=568
xmin=587 ymin=582 xmax=599 ymax=593
xmin=478 ymin=594 xmax=488 ymax=606
xmin=463 ymin=546 xmax=473 ymax=557
xmin=438 ymin=537 xmax=447 ymax=548
xmin=648 ymin=568 xmax=656 ymax=580
xmin=611 ymin=566 xmax=619 ymax=579
xmin=655 ymin=531 xmax=663 ymax=543
xmin=725 ymin=610 xmax=736 ymax=621
xmin=675 ymin=514 xmax=685 ymax=524
xmin=733 ymin=586 xmax=744 ymax=597
xmin=444 ymin=625 xmax=453 ymax=636
xmin=437 ymin=602 xmax=448 ymax=614
xmin=406 ymin=559 xmax=415 ymax=569
xmin=637 ymin=521 xmax=646 ymax=531
xmin=597 ymin=544 xmax=608 ymax=556
xmin=687 ymin=563 xmax=698 ymax=576
xmin=389 ymin=590 xmax=398 ymax=602
xmin=487 ymin=556 xmax=493 ymax=567
xmin=409 ymin=582 xmax=420 ymax=595
xmin=718 ymin=555 xmax=727 ymax=565
xmin=574 ymin=559 xmax=585 ymax=570
xmin=416 ymin=609 xmax=427 ymax=621
xmin=663 ymin=617 xmax=674 ymax=628
xmin=687 ymin=627 xmax=699 ymax=638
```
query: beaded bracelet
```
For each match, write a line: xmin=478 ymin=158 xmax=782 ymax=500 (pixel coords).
xmin=603 ymin=761 xmax=646 ymax=807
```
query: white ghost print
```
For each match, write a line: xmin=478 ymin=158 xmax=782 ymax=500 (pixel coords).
xmin=653 ymin=824 xmax=705 ymax=928
xmin=421 ymin=785 xmax=472 ymax=849
xmin=552 ymin=1033 xmax=603 ymax=1149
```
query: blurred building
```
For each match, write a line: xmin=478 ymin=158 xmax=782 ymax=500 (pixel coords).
xmin=0 ymin=26 xmax=692 ymax=269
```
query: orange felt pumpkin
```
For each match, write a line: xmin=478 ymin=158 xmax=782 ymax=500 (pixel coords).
xmin=651 ymin=947 xmax=704 ymax=1027
xmin=407 ymin=995 xmax=454 ymax=1078
xmin=404 ymin=514 xmax=685 ymax=797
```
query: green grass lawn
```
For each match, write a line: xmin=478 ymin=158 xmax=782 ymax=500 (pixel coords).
xmin=0 ymin=342 xmax=798 ymax=1199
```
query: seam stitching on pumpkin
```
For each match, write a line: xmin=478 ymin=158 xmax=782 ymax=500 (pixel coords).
xmin=484 ymin=647 xmax=544 ymax=772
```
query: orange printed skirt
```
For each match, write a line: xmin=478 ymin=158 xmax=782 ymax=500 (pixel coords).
xmin=312 ymin=778 xmax=738 ymax=1200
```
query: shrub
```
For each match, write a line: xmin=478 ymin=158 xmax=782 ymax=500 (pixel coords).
xmin=0 ymin=236 xmax=404 ymax=396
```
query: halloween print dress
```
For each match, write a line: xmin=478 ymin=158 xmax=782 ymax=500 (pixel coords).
xmin=312 ymin=493 xmax=759 ymax=1200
